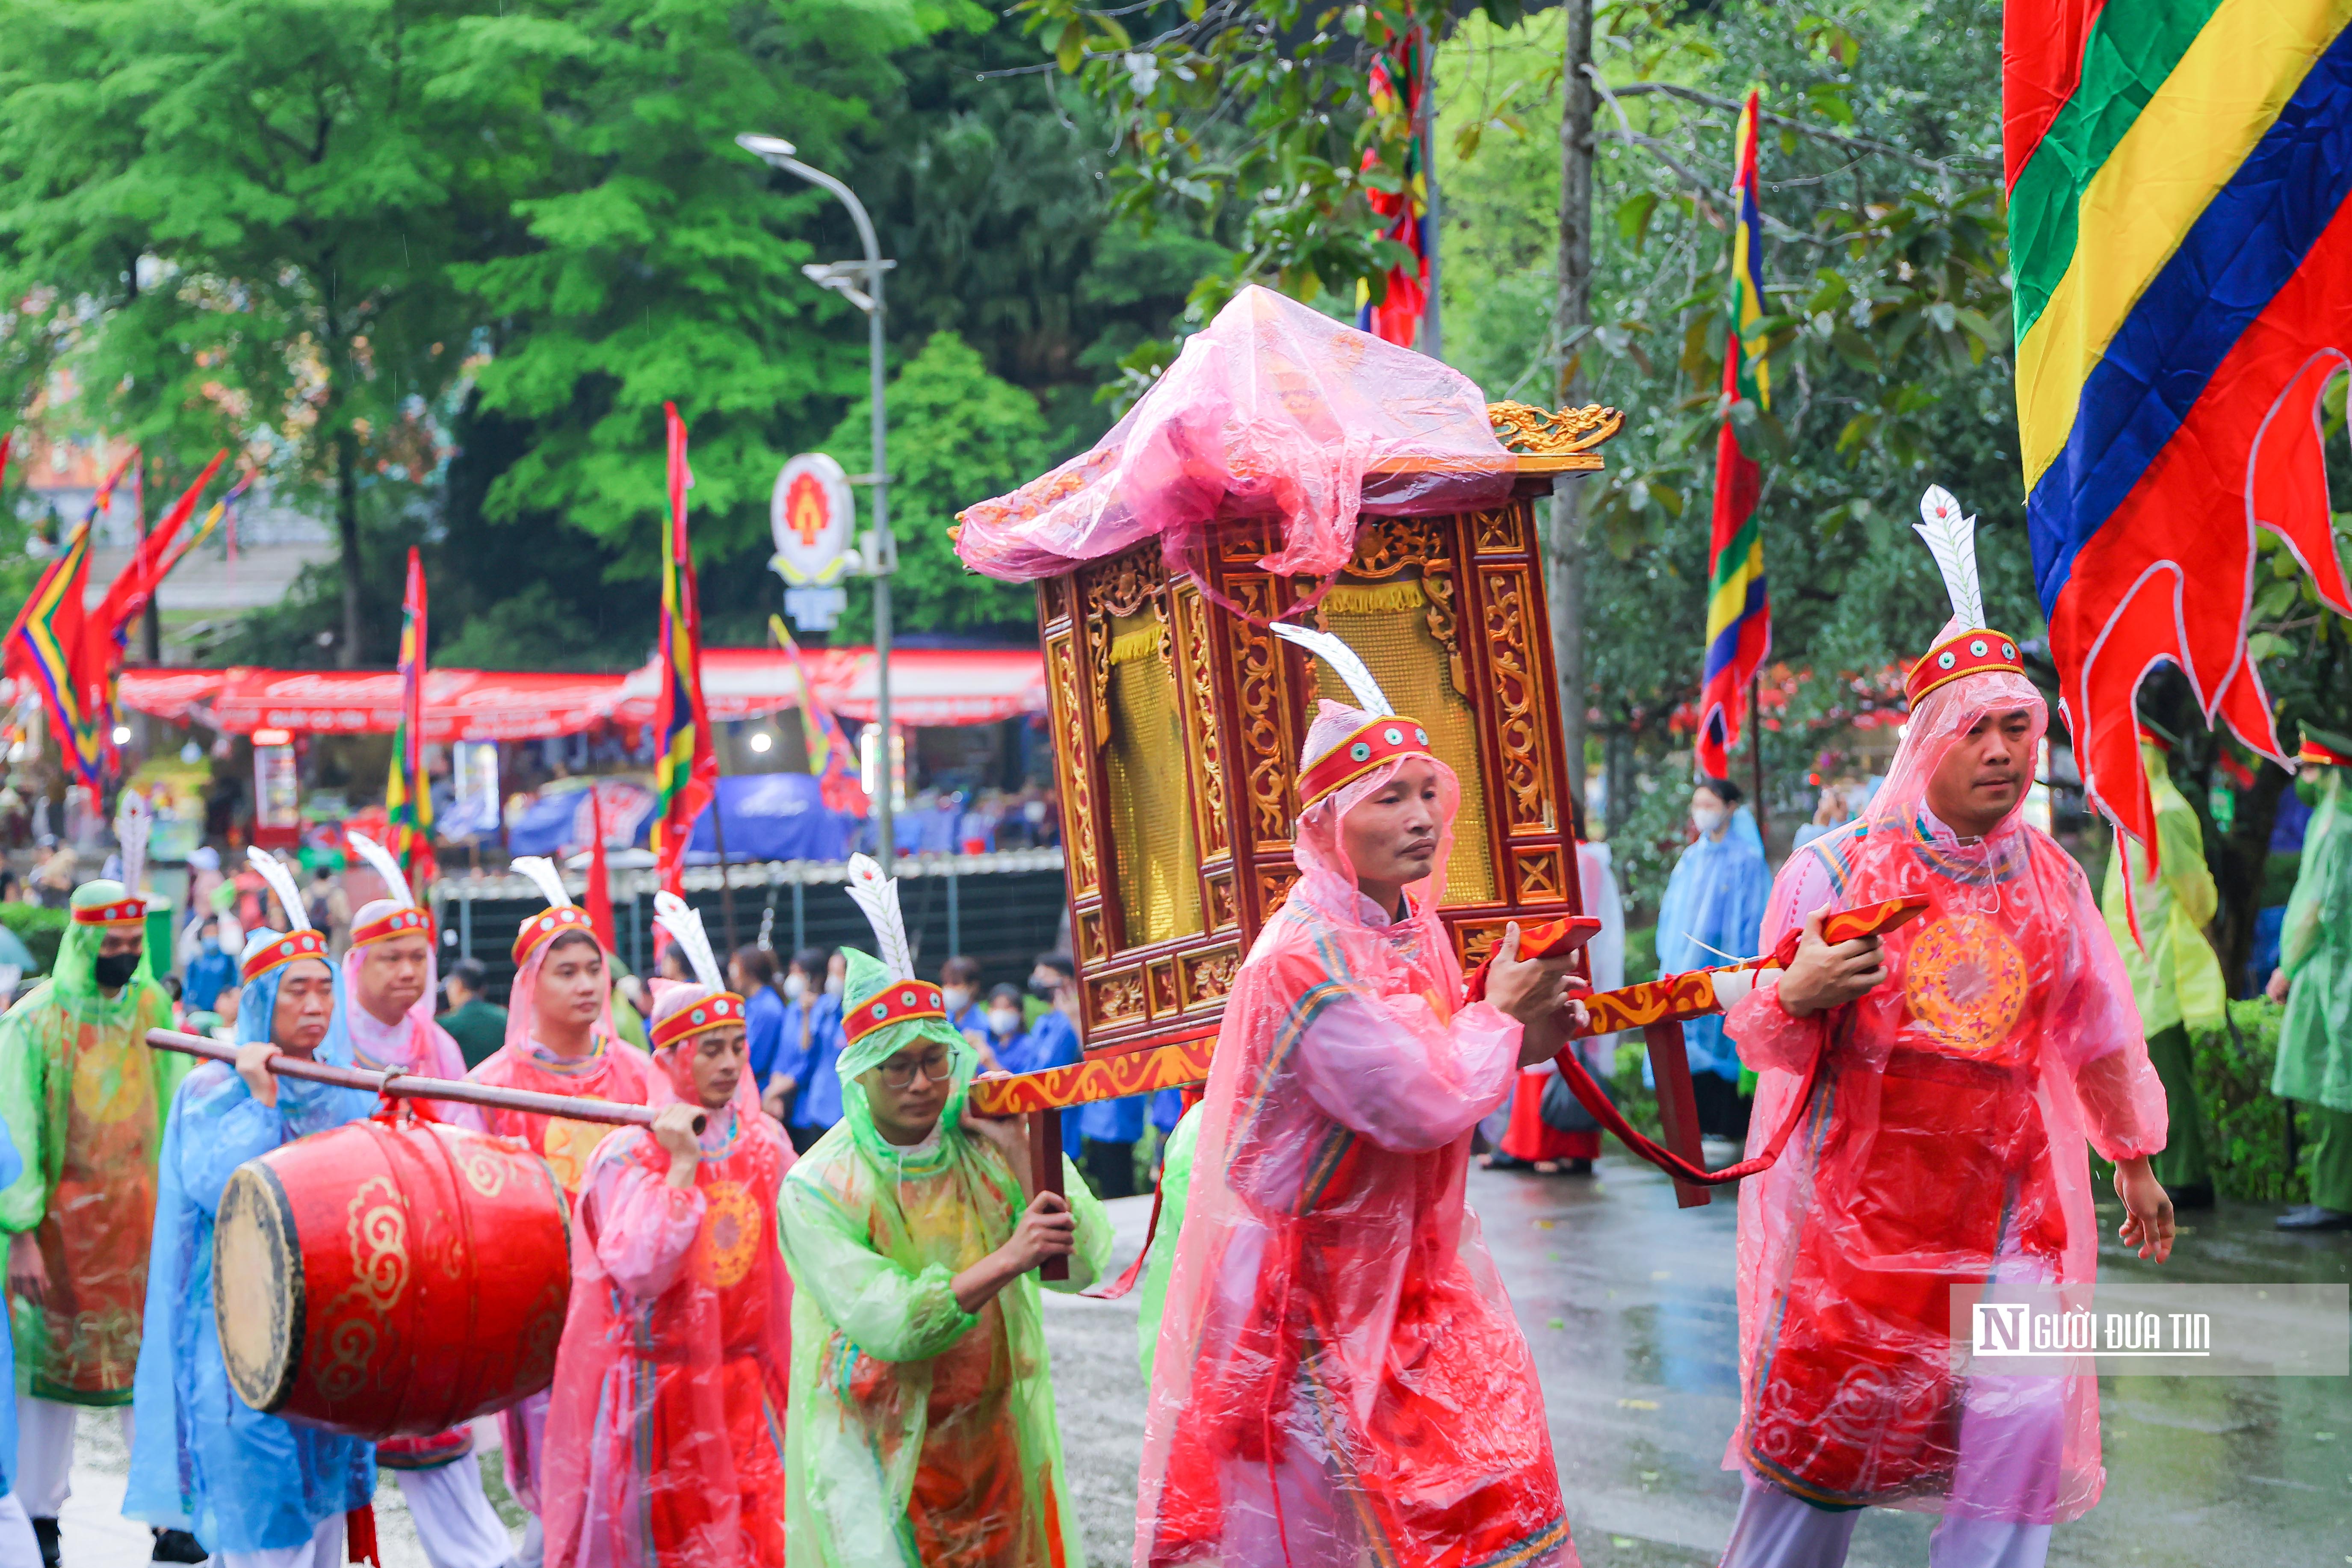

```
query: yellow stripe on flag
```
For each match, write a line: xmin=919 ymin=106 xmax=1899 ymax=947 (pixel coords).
xmin=2016 ymin=0 xmax=2352 ymax=494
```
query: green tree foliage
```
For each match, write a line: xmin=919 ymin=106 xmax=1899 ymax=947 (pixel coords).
xmin=823 ymin=331 xmax=1056 ymax=639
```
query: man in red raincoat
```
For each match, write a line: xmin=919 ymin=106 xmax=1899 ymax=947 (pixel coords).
xmin=1134 ymin=625 xmax=1589 ymax=1568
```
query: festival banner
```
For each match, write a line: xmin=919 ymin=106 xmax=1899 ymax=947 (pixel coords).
xmin=160 ymin=468 xmax=255 ymax=579
xmin=3 ymin=522 xmax=99 ymax=788
xmin=384 ymin=548 xmax=435 ymax=888
xmin=1695 ymin=89 xmax=1772 ymax=781
xmin=650 ymin=403 xmax=718 ymax=895
xmin=1354 ymin=26 xmax=1431 ymax=347
xmin=84 ymin=451 xmax=229 ymax=765
xmin=2006 ymin=0 xmax=2352 ymax=856
xmin=770 ymin=614 xmax=870 ymax=816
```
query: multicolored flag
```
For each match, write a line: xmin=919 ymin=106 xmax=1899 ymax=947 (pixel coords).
xmin=1695 ymin=89 xmax=1772 ymax=781
xmin=384 ymin=547 xmax=434 ymax=889
xmin=770 ymin=614 xmax=870 ymax=817
xmin=159 ymin=468 xmax=254 ymax=579
xmin=3 ymin=521 xmax=100 ymax=788
xmin=1354 ymin=28 xmax=1431 ymax=348
xmin=2007 ymin=2 xmax=2352 ymax=861
xmin=651 ymin=403 xmax=718 ymax=895
xmin=85 ymin=451 xmax=229 ymax=756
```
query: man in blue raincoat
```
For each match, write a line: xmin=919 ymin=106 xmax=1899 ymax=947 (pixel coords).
xmin=1654 ymin=776 xmax=1772 ymax=1139
xmin=125 ymin=896 xmax=378 ymax=1567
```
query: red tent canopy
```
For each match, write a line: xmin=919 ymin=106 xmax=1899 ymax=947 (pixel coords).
xmin=115 ymin=647 xmax=1046 ymax=739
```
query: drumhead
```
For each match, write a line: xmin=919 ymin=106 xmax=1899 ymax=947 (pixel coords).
xmin=214 ymin=1163 xmax=302 ymax=1412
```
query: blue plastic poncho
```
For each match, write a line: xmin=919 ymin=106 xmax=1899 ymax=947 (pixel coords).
xmin=1653 ymin=806 xmax=1773 ymax=1079
xmin=124 ymin=955 xmax=379 ymax=1552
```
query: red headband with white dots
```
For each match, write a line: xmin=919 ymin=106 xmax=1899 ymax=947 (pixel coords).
xmin=1904 ymin=628 xmax=2025 ymax=706
xmin=512 ymin=905 xmax=598 ymax=967
xmin=843 ymin=980 xmax=948 ymax=1045
xmin=71 ymin=897 xmax=147 ymax=927
xmin=242 ymin=928 xmax=333 ymax=983
xmin=651 ymin=990 xmax=748 ymax=1050
xmin=352 ymin=905 xmax=435 ymax=951
xmin=1297 ymin=715 xmax=1439 ymax=808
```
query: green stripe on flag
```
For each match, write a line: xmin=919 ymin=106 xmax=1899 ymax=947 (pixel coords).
xmin=2009 ymin=0 xmax=2227 ymax=344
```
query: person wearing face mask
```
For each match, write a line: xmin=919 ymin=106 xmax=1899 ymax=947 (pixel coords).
xmin=1652 ymin=774 xmax=1772 ymax=1141
xmin=775 ymin=947 xmax=846 ymax=1152
xmin=995 ymin=957 xmax=1082 ymax=1161
xmin=0 ymin=880 xmax=192 ymax=1566
xmin=180 ymin=917 xmax=239 ymax=1017
xmin=938 ymin=955 xmax=984 ymax=1041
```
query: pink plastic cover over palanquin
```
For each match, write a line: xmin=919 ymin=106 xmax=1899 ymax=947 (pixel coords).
xmin=955 ymin=285 xmax=1519 ymax=584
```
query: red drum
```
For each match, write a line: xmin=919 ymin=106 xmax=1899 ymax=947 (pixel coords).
xmin=214 ymin=1107 xmax=573 ymax=1440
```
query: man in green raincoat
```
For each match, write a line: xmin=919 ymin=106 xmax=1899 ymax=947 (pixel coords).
xmin=2102 ymin=727 xmax=2227 ymax=1207
xmin=776 ymin=857 xmax=1111 ymax=1568
xmin=2270 ymin=734 xmax=2352 ymax=1231
xmin=0 ymin=880 xmax=188 ymax=1561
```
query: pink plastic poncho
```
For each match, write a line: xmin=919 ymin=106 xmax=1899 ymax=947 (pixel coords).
xmin=1134 ymin=700 xmax=1575 ymax=1568
xmin=954 ymin=286 xmax=1518 ymax=585
xmin=340 ymin=901 xmax=469 ymax=1084
xmin=1720 ymin=662 xmax=2168 ymax=1524
xmin=464 ymin=929 xmax=661 ymax=1515
xmin=541 ymin=984 xmax=795 ymax=1568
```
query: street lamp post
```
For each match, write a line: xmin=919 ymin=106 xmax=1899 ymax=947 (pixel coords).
xmin=737 ymin=132 xmax=899 ymax=864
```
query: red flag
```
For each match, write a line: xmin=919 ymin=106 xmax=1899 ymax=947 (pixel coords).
xmin=650 ymin=403 xmax=717 ymax=895
xmin=585 ymin=786 xmax=616 ymax=955
xmin=92 ymin=450 xmax=228 ymax=638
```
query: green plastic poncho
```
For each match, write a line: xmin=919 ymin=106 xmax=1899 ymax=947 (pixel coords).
xmin=2273 ymin=765 xmax=2352 ymax=1113
xmin=774 ymin=947 xmax=1111 ymax=1568
xmin=2101 ymin=741 xmax=2227 ymax=1034
xmin=0 ymin=880 xmax=186 ymax=1403
xmin=1135 ymin=1104 xmax=1199 ymax=1387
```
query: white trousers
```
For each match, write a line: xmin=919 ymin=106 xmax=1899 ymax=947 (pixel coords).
xmin=219 ymin=1512 xmax=344 ymax=1568
xmin=12 ymin=1397 xmax=133 ymax=1517
xmin=0 ymin=1494 xmax=42 ymax=1568
xmin=396 ymin=1461 xmax=516 ymax=1568
xmin=1719 ymin=1473 xmax=2054 ymax=1568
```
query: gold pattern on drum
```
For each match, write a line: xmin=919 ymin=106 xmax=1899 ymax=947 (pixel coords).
xmin=691 ymin=1180 xmax=761 ymax=1290
xmin=1902 ymin=913 xmax=2028 ymax=1054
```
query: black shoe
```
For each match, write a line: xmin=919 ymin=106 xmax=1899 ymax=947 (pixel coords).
xmin=2275 ymin=1205 xmax=2352 ymax=1231
xmin=30 ymin=1517 xmax=56 ymax=1568
xmin=151 ymin=1527 xmax=207 ymax=1563
xmin=2169 ymin=1183 xmax=2215 ymax=1211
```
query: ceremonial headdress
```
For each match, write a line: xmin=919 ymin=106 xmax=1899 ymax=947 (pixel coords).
xmin=832 ymin=854 xmax=975 ymax=1163
xmin=2299 ymin=729 xmax=2352 ymax=770
xmin=345 ymin=831 xmax=434 ymax=950
xmin=508 ymin=855 xmax=597 ymax=967
xmin=645 ymin=891 xmax=747 ymax=1051
xmin=68 ymin=880 xmax=146 ymax=930
xmin=1867 ymin=487 xmax=2049 ymax=835
xmin=239 ymin=849 xmax=334 ymax=983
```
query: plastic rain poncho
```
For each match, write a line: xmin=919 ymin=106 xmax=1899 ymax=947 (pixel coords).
xmin=1720 ymin=664 xmax=2167 ymax=1523
xmin=340 ymin=901 xmax=470 ymax=1084
xmin=543 ymin=983 xmax=794 ymax=1568
xmin=124 ymin=957 xmax=379 ymax=1552
xmin=464 ymin=927 xmax=660 ymax=1514
xmin=2099 ymin=744 xmax=2226 ymax=1035
xmin=954 ymin=286 xmax=1519 ymax=587
xmin=0 ymin=880 xmax=185 ymax=1403
xmin=774 ymin=949 xmax=1111 ymax=1568
xmin=1654 ymin=807 xmax=1772 ymax=1080
xmin=1134 ymin=700 xmax=1573 ymax=1568
xmin=1135 ymin=1106 xmax=1199 ymax=1387
xmin=0 ymin=1115 xmax=23 ymax=1488
xmin=2273 ymin=764 xmax=2352 ymax=1113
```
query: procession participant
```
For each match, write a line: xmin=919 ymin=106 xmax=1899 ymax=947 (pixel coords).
xmin=1715 ymin=490 xmax=2172 ymax=1568
xmin=1134 ymin=1103 xmax=1197 ymax=1387
xmin=124 ymin=852 xmax=378 ymax=1567
xmin=338 ymin=836 xmax=518 ymax=1568
xmin=2269 ymin=733 xmax=2352 ymax=1231
xmin=733 ymin=944 xmax=789 ymax=1112
xmin=2100 ymin=726 xmax=2225 ymax=1208
xmin=0 ymin=1113 xmax=50 ymax=1568
xmin=1134 ymin=626 xmax=1587 ymax=1568
xmin=0 ymin=874 xmax=186 ymax=1566
xmin=775 ymin=856 xmax=1111 ymax=1568
xmin=544 ymin=895 xmax=792 ymax=1568
xmin=1654 ymin=774 xmax=1771 ymax=1140
xmin=463 ymin=856 xmax=662 ymax=1553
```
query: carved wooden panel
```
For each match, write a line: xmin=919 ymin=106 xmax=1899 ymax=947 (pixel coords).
xmin=1333 ymin=517 xmax=1466 ymax=696
xmin=1472 ymin=505 xmax=1528 ymax=555
xmin=1512 ymin=845 xmax=1567 ymax=902
xmin=1076 ymin=907 xmax=1107 ymax=964
xmin=1454 ymin=918 xmax=1514 ymax=971
xmin=1205 ymin=869 xmax=1238 ymax=932
xmin=1479 ymin=564 xmax=1556 ymax=833
xmin=1089 ymin=968 xmax=1146 ymax=1030
xmin=1258 ymin=863 xmax=1300 ymax=916
xmin=1226 ymin=576 xmax=1296 ymax=846
xmin=1044 ymin=632 xmax=1100 ymax=896
xmin=1146 ymin=957 xmax=1180 ymax=1018
xmin=1181 ymin=944 xmax=1241 ymax=1007
xmin=1173 ymin=585 xmax=1230 ymax=860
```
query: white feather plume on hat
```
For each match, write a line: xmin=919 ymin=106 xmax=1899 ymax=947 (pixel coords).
xmin=652 ymin=890 xmax=724 ymax=993
xmin=346 ymin=831 xmax=414 ymax=909
xmin=511 ymin=855 xmax=573 ymax=911
xmin=246 ymin=847 xmax=312 ymax=933
xmin=1915 ymin=485 xmax=1986 ymax=634
xmin=842 ymin=853 xmax=915 ymax=981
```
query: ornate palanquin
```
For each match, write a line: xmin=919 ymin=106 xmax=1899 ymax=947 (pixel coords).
xmin=1030 ymin=402 xmax=1625 ymax=1068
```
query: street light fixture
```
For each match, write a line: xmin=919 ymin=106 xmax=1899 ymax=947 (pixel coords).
xmin=737 ymin=131 xmax=901 ymax=864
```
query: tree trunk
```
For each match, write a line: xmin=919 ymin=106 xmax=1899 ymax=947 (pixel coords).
xmin=1547 ymin=0 xmax=1596 ymax=827
xmin=2211 ymin=759 xmax=2289 ymax=994
xmin=334 ymin=423 xmax=363 ymax=668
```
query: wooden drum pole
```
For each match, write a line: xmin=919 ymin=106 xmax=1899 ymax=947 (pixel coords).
xmin=145 ymin=1028 xmax=693 ymax=1130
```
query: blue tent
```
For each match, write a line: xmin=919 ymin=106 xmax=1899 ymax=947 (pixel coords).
xmin=686 ymin=774 xmax=854 ymax=863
